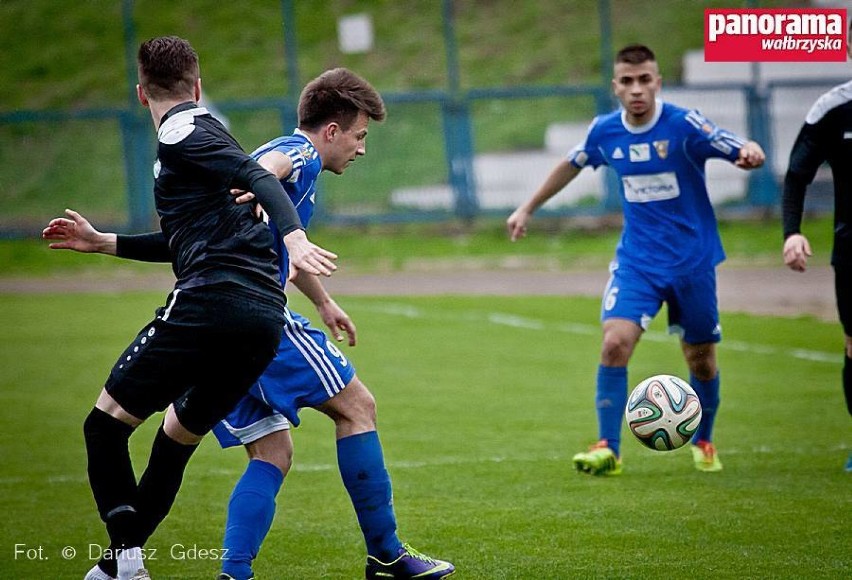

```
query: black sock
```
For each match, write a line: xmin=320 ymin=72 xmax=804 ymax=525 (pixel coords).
xmin=83 ymin=407 xmax=139 ymax=551
xmin=134 ymin=424 xmax=199 ymax=546
xmin=96 ymin=557 xmax=117 ymax=578
xmin=844 ymin=355 xmax=852 ymax=416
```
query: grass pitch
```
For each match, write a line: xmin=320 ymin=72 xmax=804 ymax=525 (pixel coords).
xmin=0 ymin=291 xmax=849 ymax=579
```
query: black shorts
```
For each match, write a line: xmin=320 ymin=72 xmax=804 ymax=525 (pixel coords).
xmin=104 ymin=283 xmax=285 ymax=435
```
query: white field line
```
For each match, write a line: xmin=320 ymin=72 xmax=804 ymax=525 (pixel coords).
xmin=363 ymin=303 xmax=842 ymax=365
xmin=1 ymin=304 xmax=839 ymax=487
xmin=4 ymin=443 xmax=850 ymax=486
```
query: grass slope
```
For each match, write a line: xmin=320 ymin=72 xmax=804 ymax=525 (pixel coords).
xmin=0 ymin=0 xmax=794 ymax=228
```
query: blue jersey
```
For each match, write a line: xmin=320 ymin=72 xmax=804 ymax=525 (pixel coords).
xmin=250 ymin=129 xmax=322 ymax=286
xmin=569 ymin=102 xmax=745 ymax=275
xmin=212 ymin=129 xmax=356 ymax=441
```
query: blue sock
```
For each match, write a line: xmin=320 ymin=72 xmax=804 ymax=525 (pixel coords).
xmin=596 ymin=365 xmax=627 ymax=457
xmin=221 ymin=459 xmax=283 ymax=580
xmin=337 ymin=431 xmax=402 ymax=561
xmin=691 ymin=372 xmax=720 ymax=443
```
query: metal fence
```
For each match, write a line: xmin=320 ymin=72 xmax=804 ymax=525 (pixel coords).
xmin=0 ymin=0 xmax=846 ymax=236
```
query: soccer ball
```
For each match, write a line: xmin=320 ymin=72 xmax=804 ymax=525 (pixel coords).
xmin=625 ymin=374 xmax=702 ymax=451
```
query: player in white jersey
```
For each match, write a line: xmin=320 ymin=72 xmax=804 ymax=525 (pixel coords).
xmin=507 ymin=44 xmax=765 ymax=476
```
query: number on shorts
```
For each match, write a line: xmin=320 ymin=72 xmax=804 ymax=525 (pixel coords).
xmin=326 ymin=340 xmax=349 ymax=366
xmin=604 ymin=286 xmax=619 ymax=311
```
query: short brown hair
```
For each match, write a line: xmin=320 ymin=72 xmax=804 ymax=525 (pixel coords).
xmin=137 ymin=36 xmax=199 ymax=101
xmin=298 ymin=68 xmax=386 ymax=131
xmin=615 ymin=44 xmax=656 ymax=66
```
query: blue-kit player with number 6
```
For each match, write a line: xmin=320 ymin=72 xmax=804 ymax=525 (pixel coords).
xmin=506 ymin=44 xmax=765 ymax=476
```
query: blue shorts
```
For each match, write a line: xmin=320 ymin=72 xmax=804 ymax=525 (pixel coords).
xmin=601 ymin=262 xmax=722 ymax=345
xmin=212 ymin=308 xmax=356 ymax=448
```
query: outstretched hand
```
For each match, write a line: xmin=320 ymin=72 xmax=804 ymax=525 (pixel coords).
xmin=283 ymin=229 xmax=338 ymax=280
xmin=41 ymin=209 xmax=114 ymax=254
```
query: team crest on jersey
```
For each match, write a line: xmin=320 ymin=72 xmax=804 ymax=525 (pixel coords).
xmin=653 ymin=140 xmax=669 ymax=159
xmin=629 ymin=143 xmax=650 ymax=162
xmin=612 ymin=147 xmax=625 ymax=159
xmin=153 ymin=159 xmax=161 ymax=178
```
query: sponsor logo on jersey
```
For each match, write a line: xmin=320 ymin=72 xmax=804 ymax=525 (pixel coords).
xmin=612 ymin=147 xmax=625 ymax=159
xmin=622 ymin=172 xmax=680 ymax=203
xmin=845 ymin=131 xmax=852 ymax=139
xmin=629 ymin=143 xmax=651 ymax=162
xmin=653 ymin=140 xmax=669 ymax=159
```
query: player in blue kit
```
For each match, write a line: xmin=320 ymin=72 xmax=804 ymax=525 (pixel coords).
xmin=44 ymin=68 xmax=454 ymax=580
xmin=507 ymin=44 xmax=765 ymax=476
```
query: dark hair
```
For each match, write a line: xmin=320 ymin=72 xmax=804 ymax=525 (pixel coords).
xmin=137 ymin=36 xmax=199 ymax=101
xmin=298 ymin=68 xmax=386 ymax=131
xmin=615 ymin=44 xmax=656 ymax=65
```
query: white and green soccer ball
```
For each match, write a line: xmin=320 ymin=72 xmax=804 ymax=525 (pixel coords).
xmin=625 ymin=374 xmax=702 ymax=451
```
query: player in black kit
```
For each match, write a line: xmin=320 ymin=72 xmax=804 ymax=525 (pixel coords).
xmin=781 ymin=22 xmax=852 ymax=473
xmin=79 ymin=36 xmax=337 ymax=580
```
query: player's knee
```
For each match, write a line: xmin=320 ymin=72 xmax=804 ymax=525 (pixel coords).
xmin=83 ymin=407 xmax=134 ymax=442
xmin=357 ymin=388 xmax=377 ymax=423
xmin=341 ymin=391 xmax=377 ymax=432
xmin=164 ymin=407 xmax=205 ymax=445
xmin=690 ymin=365 xmax=716 ymax=382
xmin=246 ymin=433 xmax=293 ymax=475
xmin=682 ymin=343 xmax=716 ymax=381
xmin=600 ymin=334 xmax=632 ymax=365
xmin=347 ymin=378 xmax=377 ymax=417
xmin=264 ymin=452 xmax=292 ymax=475
xmin=83 ymin=409 xmax=103 ymax=440
xmin=249 ymin=448 xmax=292 ymax=476
xmin=686 ymin=354 xmax=716 ymax=381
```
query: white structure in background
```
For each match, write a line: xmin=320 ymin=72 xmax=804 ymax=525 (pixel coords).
xmin=391 ymin=51 xmax=850 ymax=212
xmin=199 ymin=95 xmax=230 ymax=130
xmin=338 ymin=14 xmax=374 ymax=54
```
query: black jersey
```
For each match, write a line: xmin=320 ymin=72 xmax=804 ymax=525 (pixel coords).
xmin=154 ymin=102 xmax=285 ymax=295
xmin=783 ymin=80 xmax=852 ymax=266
